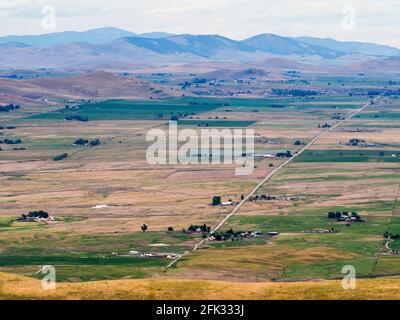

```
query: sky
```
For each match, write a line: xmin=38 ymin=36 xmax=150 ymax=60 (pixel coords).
xmin=0 ymin=0 xmax=399 ymax=47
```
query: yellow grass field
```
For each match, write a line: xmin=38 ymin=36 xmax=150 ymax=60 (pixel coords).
xmin=1 ymin=272 xmax=400 ymax=300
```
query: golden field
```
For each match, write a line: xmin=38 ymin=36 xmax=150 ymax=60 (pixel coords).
xmin=1 ymin=271 xmax=400 ymax=300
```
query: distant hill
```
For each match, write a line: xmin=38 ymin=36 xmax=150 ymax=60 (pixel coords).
xmin=295 ymin=36 xmax=400 ymax=57
xmin=121 ymin=34 xmax=268 ymax=61
xmin=0 ymin=27 xmax=137 ymax=46
xmin=0 ymin=28 xmax=176 ymax=47
xmin=346 ymin=57 xmax=400 ymax=74
xmin=0 ymin=35 xmax=272 ymax=69
xmin=203 ymin=68 xmax=277 ymax=81
xmin=0 ymin=40 xmax=175 ymax=69
xmin=0 ymin=42 xmax=32 ymax=48
xmin=139 ymin=32 xmax=175 ymax=39
xmin=0 ymin=27 xmax=398 ymax=69
xmin=242 ymin=34 xmax=344 ymax=59
xmin=0 ymin=71 xmax=169 ymax=104
xmin=252 ymin=57 xmax=337 ymax=73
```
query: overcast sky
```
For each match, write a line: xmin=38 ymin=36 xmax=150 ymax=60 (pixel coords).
xmin=0 ymin=0 xmax=399 ymax=47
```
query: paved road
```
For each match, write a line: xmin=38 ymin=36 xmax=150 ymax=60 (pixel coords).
xmin=166 ymin=97 xmax=378 ymax=268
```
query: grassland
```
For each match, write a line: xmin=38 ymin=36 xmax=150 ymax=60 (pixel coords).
xmin=2 ymin=272 xmax=400 ymax=300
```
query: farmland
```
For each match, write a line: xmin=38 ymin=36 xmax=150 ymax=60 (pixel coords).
xmin=1 ymin=75 xmax=400 ymax=299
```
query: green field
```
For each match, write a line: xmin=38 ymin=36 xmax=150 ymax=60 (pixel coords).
xmin=177 ymin=120 xmax=257 ymax=127
xmin=28 ymin=99 xmax=222 ymax=121
xmin=0 ymin=217 xmax=203 ymax=281
xmin=27 ymin=96 xmax=366 ymax=121
xmin=295 ymin=149 xmax=400 ymax=162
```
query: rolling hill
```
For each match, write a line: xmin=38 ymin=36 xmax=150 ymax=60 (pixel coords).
xmin=242 ymin=33 xmax=344 ymax=59
xmin=121 ymin=34 xmax=270 ymax=61
xmin=0 ymin=27 xmax=137 ymax=46
xmin=346 ymin=56 xmax=400 ymax=74
xmin=0 ymin=71 xmax=169 ymax=104
xmin=0 ymin=28 xmax=398 ymax=70
xmin=202 ymin=68 xmax=277 ymax=81
xmin=295 ymin=36 xmax=400 ymax=57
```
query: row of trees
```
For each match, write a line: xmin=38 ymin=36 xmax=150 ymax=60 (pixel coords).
xmin=384 ymin=232 xmax=400 ymax=240
xmin=327 ymin=211 xmax=362 ymax=221
xmin=276 ymin=151 xmax=293 ymax=158
xmin=0 ymin=138 xmax=22 ymax=144
xmin=0 ymin=104 xmax=20 ymax=112
xmin=0 ymin=126 xmax=16 ymax=130
xmin=140 ymin=224 xmax=212 ymax=234
xmin=17 ymin=210 xmax=49 ymax=221
xmin=73 ymin=138 xmax=101 ymax=146
xmin=65 ymin=115 xmax=88 ymax=122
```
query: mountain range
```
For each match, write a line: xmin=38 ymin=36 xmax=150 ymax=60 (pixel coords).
xmin=0 ymin=27 xmax=399 ymax=69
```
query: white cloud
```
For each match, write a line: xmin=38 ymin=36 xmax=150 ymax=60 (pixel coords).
xmin=0 ymin=0 xmax=33 ymax=9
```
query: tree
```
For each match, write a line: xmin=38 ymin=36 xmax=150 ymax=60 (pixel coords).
xmin=74 ymin=138 xmax=89 ymax=145
xmin=168 ymin=226 xmax=174 ymax=232
xmin=27 ymin=210 xmax=49 ymax=219
xmin=141 ymin=224 xmax=148 ymax=232
xmin=214 ymin=233 xmax=223 ymax=241
xmin=294 ymin=140 xmax=302 ymax=146
xmin=53 ymin=153 xmax=68 ymax=161
xmin=90 ymin=139 xmax=101 ymax=147
xmin=328 ymin=212 xmax=336 ymax=219
xmin=212 ymin=196 xmax=221 ymax=206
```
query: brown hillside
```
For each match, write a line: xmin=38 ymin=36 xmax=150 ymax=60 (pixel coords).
xmin=0 ymin=71 xmax=169 ymax=105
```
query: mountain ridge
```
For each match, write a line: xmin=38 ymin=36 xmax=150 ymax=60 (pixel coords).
xmin=0 ymin=27 xmax=399 ymax=69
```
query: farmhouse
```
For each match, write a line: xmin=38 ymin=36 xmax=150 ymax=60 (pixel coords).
xmin=346 ymin=138 xmax=378 ymax=147
xmin=327 ymin=211 xmax=363 ymax=223
xmin=128 ymin=251 xmax=179 ymax=260
xmin=221 ymin=200 xmax=237 ymax=206
xmin=332 ymin=113 xmax=346 ymax=120
xmin=185 ymin=224 xmax=211 ymax=234
xmin=308 ymin=229 xmax=337 ymax=234
xmin=252 ymin=153 xmax=276 ymax=159
xmin=249 ymin=194 xmax=299 ymax=202
xmin=16 ymin=210 xmax=54 ymax=222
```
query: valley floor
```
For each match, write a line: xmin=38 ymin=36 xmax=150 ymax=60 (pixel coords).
xmin=1 ymin=85 xmax=400 ymax=299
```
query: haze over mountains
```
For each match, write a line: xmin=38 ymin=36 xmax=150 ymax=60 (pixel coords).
xmin=0 ymin=27 xmax=399 ymax=70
